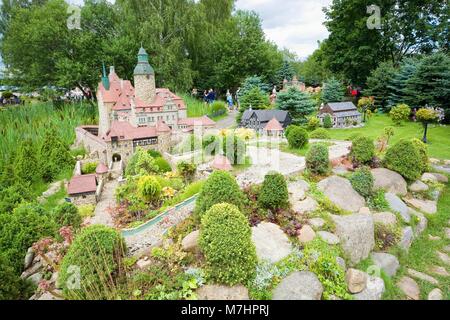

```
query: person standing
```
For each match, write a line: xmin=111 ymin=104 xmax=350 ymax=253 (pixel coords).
xmin=226 ymin=89 xmax=233 ymax=110
xmin=235 ymin=87 xmax=241 ymax=110
xmin=203 ymin=89 xmax=209 ymax=105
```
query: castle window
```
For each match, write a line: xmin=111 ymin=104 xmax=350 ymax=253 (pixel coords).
xmin=139 ymin=117 xmax=146 ymax=124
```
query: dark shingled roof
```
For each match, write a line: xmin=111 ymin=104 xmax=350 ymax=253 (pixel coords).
xmin=241 ymin=109 xmax=289 ymax=123
xmin=326 ymin=102 xmax=358 ymax=112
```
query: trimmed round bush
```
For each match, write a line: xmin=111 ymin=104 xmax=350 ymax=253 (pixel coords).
xmin=306 ymin=143 xmax=330 ymax=175
xmin=258 ymin=172 xmax=289 ymax=210
xmin=154 ymin=157 xmax=172 ymax=173
xmin=194 ymin=170 xmax=245 ymax=218
xmin=137 ymin=176 xmax=162 ymax=203
xmin=350 ymin=136 xmax=375 ymax=164
xmin=309 ymin=128 xmax=331 ymax=140
xmin=349 ymin=167 xmax=374 ymax=198
xmin=384 ymin=139 xmax=423 ymax=181
xmin=287 ymin=126 xmax=309 ymax=149
xmin=52 ymin=202 xmax=82 ymax=229
xmin=307 ymin=117 xmax=320 ymax=131
xmin=411 ymin=138 xmax=429 ymax=173
xmin=59 ymin=225 xmax=126 ymax=300
xmin=199 ymin=203 xmax=257 ymax=285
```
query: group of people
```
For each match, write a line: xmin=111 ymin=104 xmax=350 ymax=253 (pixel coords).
xmin=191 ymin=88 xmax=240 ymax=111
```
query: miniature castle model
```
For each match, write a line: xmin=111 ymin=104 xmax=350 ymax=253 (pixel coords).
xmin=75 ymin=47 xmax=195 ymax=165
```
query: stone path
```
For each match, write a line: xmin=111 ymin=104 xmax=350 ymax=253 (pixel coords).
xmin=207 ymin=109 xmax=238 ymax=131
xmin=90 ymin=180 xmax=118 ymax=227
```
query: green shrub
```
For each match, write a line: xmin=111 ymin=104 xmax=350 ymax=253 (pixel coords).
xmin=323 ymin=114 xmax=333 ymax=128
xmin=78 ymin=204 xmax=95 ymax=219
xmin=137 ymin=176 xmax=162 ymax=203
xmin=199 ymin=203 xmax=257 ymax=285
xmin=374 ymin=223 xmax=402 ymax=251
xmin=81 ymin=162 xmax=98 ymax=175
xmin=202 ymin=134 xmax=220 ymax=155
xmin=126 ymin=148 xmax=158 ymax=176
xmin=349 ymin=167 xmax=374 ymax=198
xmin=306 ymin=143 xmax=330 ymax=175
xmin=194 ymin=171 xmax=245 ymax=218
xmin=384 ymin=139 xmax=422 ymax=180
xmin=367 ymin=190 xmax=390 ymax=212
xmin=52 ymin=202 xmax=82 ymax=229
xmin=0 ymin=254 xmax=25 ymax=300
xmin=350 ymin=136 xmax=375 ymax=164
xmin=59 ymin=225 xmax=126 ymax=300
xmin=258 ymin=172 xmax=289 ymax=210
xmin=154 ymin=157 xmax=172 ymax=173
xmin=411 ymin=138 xmax=429 ymax=173
xmin=222 ymin=134 xmax=246 ymax=165
xmin=1 ymin=90 xmax=13 ymax=99
xmin=389 ymin=104 xmax=410 ymax=125
xmin=307 ymin=117 xmax=320 ymax=131
xmin=147 ymin=150 xmax=162 ymax=158
xmin=210 ymin=101 xmax=228 ymax=116
xmin=347 ymin=133 xmax=362 ymax=142
xmin=176 ymin=161 xmax=197 ymax=182
xmin=309 ymin=128 xmax=331 ymax=139
xmin=287 ymin=126 xmax=309 ymax=149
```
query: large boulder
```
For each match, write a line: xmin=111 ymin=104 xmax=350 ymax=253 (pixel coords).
xmin=372 ymin=212 xmax=397 ymax=226
xmin=272 ymin=271 xmax=323 ymax=300
xmin=317 ymin=231 xmax=340 ymax=245
xmin=197 ymin=285 xmax=249 ymax=300
xmin=409 ymin=180 xmax=429 ymax=193
xmin=371 ymin=168 xmax=408 ymax=196
xmin=297 ymin=225 xmax=316 ymax=243
xmin=403 ymin=198 xmax=437 ymax=215
xmin=422 ymin=172 xmax=448 ymax=183
xmin=317 ymin=176 xmax=365 ymax=213
xmin=385 ymin=193 xmax=410 ymax=223
xmin=288 ymin=179 xmax=310 ymax=203
xmin=428 ymin=288 xmax=443 ymax=300
xmin=331 ymin=213 xmax=374 ymax=265
xmin=399 ymin=227 xmax=414 ymax=251
xmin=292 ymin=197 xmax=318 ymax=214
xmin=181 ymin=230 xmax=200 ymax=253
xmin=251 ymin=222 xmax=292 ymax=263
xmin=371 ymin=252 xmax=400 ymax=277
xmin=397 ymin=277 xmax=420 ymax=300
xmin=353 ymin=276 xmax=385 ymax=300
xmin=345 ymin=268 xmax=367 ymax=293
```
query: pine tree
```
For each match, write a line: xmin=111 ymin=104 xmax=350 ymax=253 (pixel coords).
xmin=321 ymin=77 xmax=344 ymax=103
xmin=275 ymin=61 xmax=296 ymax=85
xmin=15 ymin=140 xmax=39 ymax=183
xmin=363 ymin=62 xmax=397 ymax=111
xmin=276 ymin=87 xmax=316 ymax=123
xmin=387 ymin=58 xmax=420 ymax=108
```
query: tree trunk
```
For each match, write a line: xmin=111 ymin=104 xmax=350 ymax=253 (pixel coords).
xmin=422 ymin=123 xmax=428 ymax=143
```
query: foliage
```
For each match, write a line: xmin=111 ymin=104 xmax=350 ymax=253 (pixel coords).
xmin=194 ymin=170 xmax=245 ymax=218
xmin=153 ymin=157 xmax=172 ymax=174
xmin=14 ymin=139 xmax=40 ymax=183
xmin=199 ymin=203 xmax=257 ymax=285
xmin=210 ymin=101 xmax=228 ymax=117
xmin=222 ymin=133 xmax=246 ymax=165
xmin=81 ymin=162 xmax=98 ymax=175
xmin=276 ymin=87 xmax=316 ymax=123
xmin=374 ymin=223 xmax=402 ymax=251
xmin=238 ymin=75 xmax=271 ymax=99
xmin=411 ymin=138 xmax=429 ymax=174
xmin=349 ymin=167 xmax=374 ymax=198
xmin=125 ymin=148 xmax=158 ymax=177
xmin=307 ymin=116 xmax=321 ymax=131
xmin=286 ymin=126 xmax=309 ymax=149
xmin=176 ymin=161 xmax=197 ymax=183
xmin=363 ymin=62 xmax=397 ymax=109
xmin=416 ymin=108 xmax=438 ymax=123
xmin=357 ymin=96 xmax=375 ymax=122
xmin=384 ymin=139 xmax=423 ymax=181
xmin=137 ymin=176 xmax=162 ymax=203
xmin=321 ymin=77 xmax=344 ymax=103
xmin=350 ymin=136 xmax=375 ymax=165
xmin=147 ymin=150 xmax=162 ymax=158
xmin=309 ymin=128 xmax=331 ymax=140
xmin=52 ymin=202 xmax=82 ymax=229
xmin=258 ymin=172 xmax=289 ymax=210
xmin=239 ymin=87 xmax=269 ymax=111
xmin=78 ymin=204 xmax=95 ymax=219
xmin=389 ymin=104 xmax=411 ymax=126
xmin=323 ymin=114 xmax=333 ymax=128
xmin=306 ymin=143 xmax=330 ymax=176
xmin=59 ymin=225 xmax=126 ymax=300
xmin=0 ymin=253 xmax=30 ymax=300
xmin=173 ymin=134 xmax=202 ymax=154
xmin=387 ymin=58 xmax=420 ymax=108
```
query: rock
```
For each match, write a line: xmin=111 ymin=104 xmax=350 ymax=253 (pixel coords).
xmin=353 ymin=276 xmax=385 ymax=300
xmin=409 ymin=180 xmax=429 ymax=192
xmin=331 ymin=213 xmax=374 ymax=265
xmin=20 ymin=261 xmax=43 ymax=280
xmin=136 ymin=257 xmax=152 ymax=270
xmin=445 ymin=228 xmax=450 ymax=239
xmin=371 ymin=252 xmax=400 ymax=277
xmin=443 ymin=245 xmax=450 ymax=253
xmin=251 ymin=222 xmax=292 ymax=263
xmin=371 ymin=168 xmax=408 ymax=196
xmin=181 ymin=230 xmax=200 ymax=253
xmin=27 ymin=272 xmax=43 ymax=286
xmin=345 ymin=268 xmax=367 ymax=293
xmin=292 ymin=197 xmax=318 ymax=214
xmin=197 ymin=285 xmax=249 ymax=300
xmin=429 ymin=235 xmax=441 ymax=241
xmin=333 ymin=166 xmax=349 ymax=175
xmin=428 ymin=288 xmax=443 ymax=300
xmin=421 ymin=173 xmax=438 ymax=182
xmin=399 ymin=227 xmax=414 ymax=251
xmin=272 ymin=271 xmax=323 ymax=300
xmin=372 ymin=212 xmax=397 ymax=226
xmin=308 ymin=218 xmax=325 ymax=229
xmin=318 ymin=176 xmax=366 ymax=212
xmin=336 ymin=257 xmax=346 ymax=271
xmin=409 ymin=209 xmax=427 ymax=236
xmin=288 ymin=179 xmax=310 ymax=202
xmin=429 ymin=173 xmax=448 ymax=183
xmin=397 ymin=276 xmax=420 ymax=300
xmin=37 ymin=291 xmax=64 ymax=301
xmin=317 ymin=231 xmax=340 ymax=245
xmin=403 ymin=198 xmax=437 ymax=215
xmin=428 ymin=266 xmax=449 ymax=277
xmin=384 ymin=193 xmax=410 ymax=223
xmin=50 ymin=272 xmax=61 ymax=289
xmin=407 ymin=269 xmax=439 ymax=285
xmin=297 ymin=225 xmax=316 ymax=243
xmin=437 ymin=251 xmax=450 ymax=265
xmin=358 ymin=207 xmax=371 ymax=215
xmin=24 ymin=247 xmax=35 ymax=270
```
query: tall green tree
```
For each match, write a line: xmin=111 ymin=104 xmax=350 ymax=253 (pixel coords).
xmin=297 ymin=44 xmax=331 ymax=86
xmin=321 ymin=77 xmax=344 ymax=103
xmin=364 ymin=61 xmax=397 ymax=110
xmin=387 ymin=58 xmax=420 ymax=107
xmin=276 ymin=87 xmax=316 ymax=124
xmin=15 ymin=140 xmax=39 ymax=183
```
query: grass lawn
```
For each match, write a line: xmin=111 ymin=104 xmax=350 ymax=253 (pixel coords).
xmin=325 ymin=114 xmax=450 ymax=159
xmin=180 ymin=93 xmax=228 ymax=121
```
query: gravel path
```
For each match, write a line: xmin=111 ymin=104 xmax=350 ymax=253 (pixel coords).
xmin=91 ymin=180 xmax=117 ymax=227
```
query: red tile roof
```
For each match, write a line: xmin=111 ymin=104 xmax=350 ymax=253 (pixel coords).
xmin=68 ymin=174 xmax=97 ymax=195
xmin=103 ymin=121 xmax=161 ymax=141
xmin=178 ymin=116 xmax=216 ymax=127
xmin=156 ymin=120 xmax=171 ymax=132
xmin=264 ymin=117 xmax=284 ymax=131
xmin=96 ymin=163 xmax=109 ymax=174
xmin=211 ymin=155 xmax=232 ymax=171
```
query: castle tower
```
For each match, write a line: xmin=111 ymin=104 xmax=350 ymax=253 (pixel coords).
xmin=98 ymin=63 xmax=111 ymax=137
xmin=133 ymin=47 xmax=156 ymax=104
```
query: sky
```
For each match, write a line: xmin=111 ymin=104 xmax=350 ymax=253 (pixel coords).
xmin=235 ymin=0 xmax=332 ymax=59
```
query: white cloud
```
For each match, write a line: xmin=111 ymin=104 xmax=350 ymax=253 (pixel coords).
xmin=236 ymin=0 xmax=331 ymax=59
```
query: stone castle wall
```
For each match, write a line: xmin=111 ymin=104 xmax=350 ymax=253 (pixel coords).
xmin=135 ymin=74 xmax=156 ymax=104
xmin=75 ymin=126 xmax=108 ymax=164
